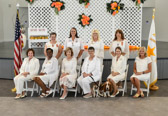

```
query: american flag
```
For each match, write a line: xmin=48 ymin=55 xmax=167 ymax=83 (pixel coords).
xmin=14 ymin=9 xmax=23 ymax=75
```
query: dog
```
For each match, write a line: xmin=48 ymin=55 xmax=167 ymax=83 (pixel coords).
xmin=98 ymin=81 xmax=113 ymax=97
xmin=91 ymin=82 xmax=100 ymax=97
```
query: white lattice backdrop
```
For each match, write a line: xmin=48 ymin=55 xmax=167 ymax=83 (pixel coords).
xmin=29 ymin=0 xmax=142 ymax=46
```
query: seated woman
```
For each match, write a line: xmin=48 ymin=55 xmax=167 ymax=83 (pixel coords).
xmin=59 ymin=47 xmax=77 ymax=99
xmin=34 ymin=48 xmax=59 ymax=98
xmin=14 ymin=48 xmax=40 ymax=99
xmin=130 ymin=47 xmax=152 ymax=98
xmin=107 ymin=47 xmax=127 ymax=97
xmin=77 ymin=47 xmax=101 ymax=98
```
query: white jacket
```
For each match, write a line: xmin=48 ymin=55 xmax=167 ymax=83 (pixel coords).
xmin=111 ymin=55 xmax=127 ymax=74
xmin=82 ymin=56 xmax=101 ymax=82
xmin=19 ymin=57 xmax=40 ymax=79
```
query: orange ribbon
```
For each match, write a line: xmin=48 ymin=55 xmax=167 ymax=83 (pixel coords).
xmin=51 ymin=2 xmax=63 ymax=11
xmin=81 ymin=15 xmax=90 ymax=25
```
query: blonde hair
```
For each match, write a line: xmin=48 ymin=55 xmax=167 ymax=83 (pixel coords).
xmin=138 ymin=47 xmax=147 ymax=58
xmin=91 ymin=29 xmax=100 ymax=42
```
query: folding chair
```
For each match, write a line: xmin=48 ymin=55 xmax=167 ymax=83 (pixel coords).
xmin=118 ymin=64 xmax=129 ymax=96
xmin=60 ymin=65 xmax=81 ymax=97
xmin=24 ymin=80 xmax=38 ymax=97
xmin=31 ymin=65 xmax=60 ymax=97
xmin=130 ymin=73 xmax=151 ymax=97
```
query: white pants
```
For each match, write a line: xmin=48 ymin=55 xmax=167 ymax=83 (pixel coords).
xmin=14 ymin=74 xmax=31 ymax=94
xmin=77 ymin=76 xmax=94 ymax=94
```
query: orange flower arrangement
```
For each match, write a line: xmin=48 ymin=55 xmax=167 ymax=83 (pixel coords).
xmin=25 ymin=0 xmax=34 ymax=4
xmin=79 ymin=0 xmax=90 ymax=8
xmin=132 ymin=0 xmax=146 ymax=9
xmin=78 ymin=13 xmax=93 ymax=27
xmin=107 ymin=0 xmax=124 ymax=16
xmin=50 ymin=0 xmax=65 ymax=15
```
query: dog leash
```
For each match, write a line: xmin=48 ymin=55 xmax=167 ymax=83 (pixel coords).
xmin=90 ymin=76 xmax=99 ymax=86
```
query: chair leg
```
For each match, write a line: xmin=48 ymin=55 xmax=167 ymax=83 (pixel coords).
xmin=147 ymin=80 xmax=150 ymax=97
xmin=52 ymin=81 xmax=57 ymax=98
xmin=31 ymin=82 xmax=36 ymax=97
xmin=25 ymin=81 xmax=28 ymax=96
xmin=130 ymin=84 xmax=133 ymax=95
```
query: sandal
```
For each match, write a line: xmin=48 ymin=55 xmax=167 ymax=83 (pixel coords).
xmin=40 ymin=93 xmax=46 ymax=98
xmin=133 ymin=93 xmax=140 ymax=98
xmin=45 ymin=90 xmax=53 ymax=97
xmin=140 ymin=91 xmax=144 ymax=98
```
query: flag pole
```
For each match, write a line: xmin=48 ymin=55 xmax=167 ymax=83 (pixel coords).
xmin=11 ymin=3 xmax=20 ymax=93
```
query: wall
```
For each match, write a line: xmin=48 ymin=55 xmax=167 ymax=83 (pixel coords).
xmin=155 ymin=0 xmax=168 ymax=42
xmin=0 ymin=0 xmax=4 ymax=42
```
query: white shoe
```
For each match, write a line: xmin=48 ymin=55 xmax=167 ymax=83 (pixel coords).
xmin=110 ymin=91 xmax=119 ymax=98
xmin=60 ymin=93 xmax=67 ymax=100
xmin=15 ymin=95 xmax=22 ymax=99
xmin=46 ymin=90 xmax=53 ymax=97
xmin=83 ymin=94 xmax=92 ymax=99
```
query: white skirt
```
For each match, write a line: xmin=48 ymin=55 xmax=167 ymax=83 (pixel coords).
xmin=130 ymin=73 xmax=150 ymax=81
xmin=38 ymin=74 xmax=58 ymax=87
xmin=59 ymin=74 xmax=77 ymax=88
xmin=107 ymin=73 xmax=125 ymax=83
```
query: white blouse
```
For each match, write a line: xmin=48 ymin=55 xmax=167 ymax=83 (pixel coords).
xmin=111 ymin=55 xmax=127 ymax=74
xmin=61 ymin=57 xmax=77 ymax=75
xmin=45 ymin=41 xmax=61 ymax=57
xmin=88 ymin=40 xmax=104 ymax=58
xmin=110 ymin=39 xmax=129 ymax=58
xmin=135 ymin=57 xmax=152 ymax=72
xmin=64 ymin=37 xmax=84 ymax=58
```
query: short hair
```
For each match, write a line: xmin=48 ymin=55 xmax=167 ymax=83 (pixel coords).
xmin=113 ymin=29 xmax=125 ymax=41
xmin=88 ymin=47 xmax=95 ymax=51
xmin=115 ymin=47 xmax=122 ymax=52
xmin=26 ymin=48 xmax=35 ymax=56
xmin=64 ymin=47 xmax=74 ymax=56
xmin=138 ymin=47 xmax=147 ymax=58
xmin=46 ymin=48 xmax=53 ymax=53
xmin=50 ymin=32 xmax=57 ymax=37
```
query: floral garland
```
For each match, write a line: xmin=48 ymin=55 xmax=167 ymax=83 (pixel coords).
xmin=79 ymin=0 xmax=90 ymax=8
xmin=25 ymin=0 xmax=34 ymax=4
xmin=106 ymin=0 xmax=124 ymax=16
xmin=132 ymin=0 xmax=146 ymax=8
xmin=50 ymin=0 xmax=65 ymax=15
xmin=78 ymin=13 xmax=93 ymax=27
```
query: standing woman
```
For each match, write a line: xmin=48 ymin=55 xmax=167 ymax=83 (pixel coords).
xmin=64 ymin=27 xmax=84 ymax=65
xmin=14 ymin=49 xmax=40 ymax=99
xmin=130 ymin=47 xmax=152 ymax=98
xmin=44 ymin=32 xmax=62 ymax=64
xmin=59 ymin=47 xmax=77 ymax=99
xmin=88 ymin=29 xmax=104 ymax=65
xmin=110 ymin=29 xmax=129 ymax=59
xmin=107 ymin=47 xmax=127 ymax=97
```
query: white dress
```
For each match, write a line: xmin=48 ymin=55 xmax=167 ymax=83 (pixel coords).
xmin=64 ymin=37 xmax=84 ymax=65
xmin=130 ymin=57 xmax=152 ymax=81
xmin=59 ymin=57 xmax=77 ymax=88
xmin=45 ymin=41 xmax=60 ymax=57
xmin=38 ymin=57 xmax=59 ymax=87
xmin=88 ymin=40 xmax=104 ymax=65
xmin=109 ymin=39 xmax=129 ymax=59
xmin=107 ymin=55 xmax=127 ymax=83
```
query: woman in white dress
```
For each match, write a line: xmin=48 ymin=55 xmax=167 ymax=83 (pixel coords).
xmin=109 ymin=29 xmax=129 ymax=59
xmin=77 ymin=47 xmax=101 ymax=98
xmin=14 ymin=49 xmax=40 ymax=99
xmin=109 ymin=29 xmax=129 ymax=88
xmin=34 ymin=48 xmax=59 ymax=98
xmin=44 ymin=32 xmax=62 ymax=64
xmin=107 ymin=47 xmax=127 ymax=97
xmin=64 ymin=27 xmax=84 ymax=65
xmin=88 ymin=29 xmax=104 ymax=65
xmin=59 ymin=47 xmax=77 ymax=99
xmin=130 ymin=47 xmax=152 ymax=98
